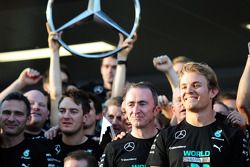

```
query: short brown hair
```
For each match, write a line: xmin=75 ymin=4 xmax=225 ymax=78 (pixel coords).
xmin=173 ymin=56 xmax=191 ymax=65
xmin=64 ymin=150 xmax=98 ymax=167
xmin=58 ymin=89 xmax=90 ymax=115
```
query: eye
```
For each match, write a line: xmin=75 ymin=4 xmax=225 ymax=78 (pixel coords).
xmin=59 ymin=109 xmax=65 ymax=113
xmin=39 ymin=103 xmax=46 ymax=108
xmin=127 ymin=102 xmax=134 ymax=108
xmin=193 ymin=83 xmax=201 ymax=88
xmin=15 ymin=111 xmax=25 ymax=117
xmin=180 ymin=85 xmax=187 ymax=90
xmin=108 ymin=115 xmax=114 ymax=120
xmin=70 ymin=109 xmax=79 ymax=114
xmin=138 ymin=101 xmax=147 ymax=106
xmin=2 ymin=110 xmax=11 ymax=116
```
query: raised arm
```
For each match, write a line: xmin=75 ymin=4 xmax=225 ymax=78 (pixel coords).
xmin=153 ymin=55 xmax=179 ymax=91
xmin=46 ymin=23 xmax=63 ymax=126
xmin=111 ymin=33 xmax=137 ymax=97
xmin=236 ymin=44 xmax=250 ymax=124
xmin=0 ymin=68 xmax=41 ymax=101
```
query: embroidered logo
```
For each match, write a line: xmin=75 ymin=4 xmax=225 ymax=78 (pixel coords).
xmin=124 ymin=142 xmax=135 ymax=152
xmin=175 ymin=130 xmax=186 ymax=139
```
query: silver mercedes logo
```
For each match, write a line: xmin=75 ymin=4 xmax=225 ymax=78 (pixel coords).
xmin=46 ymin=0 xmax=140 ymax=58
xmin=175 ymin=130 xmax=186 ymax=139
xmin=124 ymin=142 xmax=135 ymax=152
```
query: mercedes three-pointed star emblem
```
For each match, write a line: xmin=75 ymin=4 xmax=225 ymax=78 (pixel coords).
xmin=124 ymin=142 xmax=135 ymax=152
xmin=46 ymin=0 xmax=140 ymax=58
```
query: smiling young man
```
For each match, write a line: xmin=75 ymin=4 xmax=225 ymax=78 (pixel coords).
xmin=99 ymin=82 xmax=160 ymax=167
xmin=47 ymin=89 xmax=102 ymax=166
xmin=147 ymin=62 xmax=250 ymax=167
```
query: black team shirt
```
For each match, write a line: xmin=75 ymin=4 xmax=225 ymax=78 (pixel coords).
xmin=48 ymin=135 xmax=103 ymax=166
xmin=100 ymin=133 xmax=157 ymax=167
xmin=146 ymin=119 xmax=250 ymax=167
xmin=0 ymin=138 xmax=49 ymax=167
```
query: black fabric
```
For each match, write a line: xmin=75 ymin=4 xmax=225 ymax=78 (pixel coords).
xmin=47 ymin=135 xmax=103 ymax=166
xmin=0 ymin=138 xmax=49 ymax=167
xmin=100 ymin=133 xmax=156 ymax=167
xmin=146 ymin=119 xmax=249 ymax=167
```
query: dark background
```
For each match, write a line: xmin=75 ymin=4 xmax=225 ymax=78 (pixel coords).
xmin=1 ymin=0 xmax=250 ymax=97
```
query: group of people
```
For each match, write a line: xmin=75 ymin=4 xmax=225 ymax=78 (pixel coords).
xmin=0 ymin=23 xmax=250 ymax=167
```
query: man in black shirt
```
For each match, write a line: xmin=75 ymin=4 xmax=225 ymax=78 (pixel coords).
xmin=47 ymin=89 xmax=102 ymax=166
xmin=146 ymin=62 xmax=250 ymax=167
xmin=0 ymin=92 xmax=49 ymax=167
xmin=100 ymin=82 xmax=160 ymax=167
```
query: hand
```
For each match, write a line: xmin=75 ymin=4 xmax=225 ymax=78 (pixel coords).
xmin=17 ymin=68 xmax=42 ymax=86
xmin=158 ymin=95 xmax=169 ymax=109
xmin=46 ymin=22 xmax=62 ymax=52
xmin=112 ymin=131 xmax=127 ymax=141
xmin=117 ymin=32 xmax=137 ymax=60
xmin=227 ymin=110 xmax=247 ymax=128
xmin=153 ymin=55 xmax=173 ymax=73
xmin=44 ymin=125 xmax=59 ymax=140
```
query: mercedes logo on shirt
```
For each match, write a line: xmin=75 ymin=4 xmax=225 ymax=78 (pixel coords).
xmin=124 ymin=142 xmax=135 ymax=152
xmin=175 ymin=130 xmax=186 ymax=139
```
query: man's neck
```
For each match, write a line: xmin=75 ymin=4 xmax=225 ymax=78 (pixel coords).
xmin=62 ymin=130 xmax=87 ymax=145
xmin=1 ymin=133 xmax=25 ymax=148
xmin=186 ymin=108 xmax=216 ymax=127
xmin=84 ymin=124 xmax=96 ymax=136
xmin=103 ymin=82 xmax=112 ymax=90
xmin=130 ymin=123 xmax=158 ymax=139
xmin=25 ymin=126 xmax=42 ymax=135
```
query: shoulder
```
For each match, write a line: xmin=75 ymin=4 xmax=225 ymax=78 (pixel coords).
xmin=105 ymin=133 xmax=132 ymax=150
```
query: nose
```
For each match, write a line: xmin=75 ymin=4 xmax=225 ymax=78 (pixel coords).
xmin=62 ymin=110 xmax=71 ymax=119
xmin=132 ymin=104 xmax=140 ymax=114
xmin=32 ymin=102 xmax=39 ymax=110
xmin=7 ymin=113 xmax=15 ymax=121
xmin=184 ymin=85 xmax=194 ymax=93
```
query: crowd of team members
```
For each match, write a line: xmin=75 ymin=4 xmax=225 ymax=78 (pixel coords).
xmin=0 ymin=25 xmax=250 ymax=167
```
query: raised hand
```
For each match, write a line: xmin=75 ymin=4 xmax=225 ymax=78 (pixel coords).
xmin=153 ymin=55 xmax=173 ymax=73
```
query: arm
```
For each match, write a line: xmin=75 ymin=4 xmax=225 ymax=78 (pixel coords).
xmin=236 ymin=44 xmax=250 ymax=124
xmin=99 ymin=143 xmax=114 ymax=167
xmin=46 ymin=23 xmax=62 ymax=126
xmin=0 ymin=68 xmax=41 ymax=101
xmin=153 ymin=55 xmax=179 ymax=92
xmin=111 ymin=33 xmax=137 ymax=97
xmin=158 ymin=95 xmax=172 ymax=120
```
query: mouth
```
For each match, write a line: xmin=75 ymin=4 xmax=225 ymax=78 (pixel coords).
xmin=61 ymin=122 xmax=73 ymax=127
xmin=5 ymin=124 xmax=17 ymax=129
xmin=31 ymin=112 xmax=41 ymax=117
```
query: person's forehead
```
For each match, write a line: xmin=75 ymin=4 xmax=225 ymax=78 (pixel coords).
xmin=1 ymin=100 xmax=27 ymax=112
xmin=126 ymin=87 xmax=153 ymax=101
xmin=107 ymin=105 xmax=122 ymax=115
xmin=180 ymin=72 xmax=207 ymax=84
xmin=60 ymin=97 xmax=80 ymax=108
xmin=102 ymin=57 xmax=116 ymax=65
xmin=25 ymin=90 xmax=46 ymax=102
